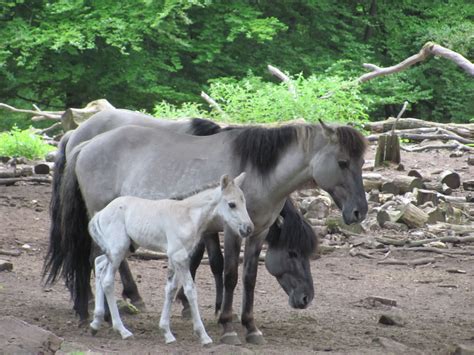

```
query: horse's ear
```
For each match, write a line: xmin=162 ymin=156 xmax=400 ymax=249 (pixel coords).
xmin=233 ymin=172 xmax=246 ymax=187
xmin=220 ymin=174 xmax=230 ymax=189
xmin=319 ymin=119 xmax=337 ymax=142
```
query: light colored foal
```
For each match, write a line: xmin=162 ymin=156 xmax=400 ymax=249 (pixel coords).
xmin=88 ymin=173 xmax=253 ymax=345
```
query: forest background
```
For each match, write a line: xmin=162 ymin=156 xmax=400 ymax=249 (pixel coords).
xmin=1 ymin=0 xmax=473 ymax=131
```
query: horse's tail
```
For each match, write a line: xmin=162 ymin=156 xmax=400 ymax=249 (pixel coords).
xmin=43 ymin=131 xmax=72 ymax=284
xmin=58 ymin=142 xmax=92 ymax=319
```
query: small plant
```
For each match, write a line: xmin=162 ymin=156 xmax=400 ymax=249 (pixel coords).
xmin=0 ymin=126 xmax=56 ymax=159
xmin=153 ymin=101 xmax=207 ymax=119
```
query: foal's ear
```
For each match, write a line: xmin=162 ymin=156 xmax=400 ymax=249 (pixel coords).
xmin=220 ymin=174 xmax=230 ymax=189
xmin=319 ymin=119 xmax=337 ymax=143
xmin=233 ymin=172 xmax=246 ymax=187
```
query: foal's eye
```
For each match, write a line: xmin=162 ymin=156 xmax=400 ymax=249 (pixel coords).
xmin=338 ymin=160 xmax=349 ymax=169
xmin=228 ymin=202 xmax=236 ymax=209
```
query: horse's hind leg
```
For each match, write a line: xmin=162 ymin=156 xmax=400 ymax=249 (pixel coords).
xmin=90 ymin=255 xmax=108 ymax=334
xmin=119 ymin=260 xmax=146 ymax=310
xmin=204 ymin=233 xmax=224 ymax=315
xmin=176 ymin=239 xmax=205 ymax=318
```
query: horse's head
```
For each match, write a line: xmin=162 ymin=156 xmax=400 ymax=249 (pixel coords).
xmin=264 ymin=200 xmax=316 ymax=309
xmin=218 ymin=172 xmax=254 ymax=238
xmin=310 ymin=121 xmax=368 ymax=225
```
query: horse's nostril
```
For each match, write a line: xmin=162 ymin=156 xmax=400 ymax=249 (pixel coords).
xmin=302 ymin=295 xmax=308 ymax=305
xmin=353 ymin=209 xmax=360 ymax=220
xmin=246 ymin=225 xmax=253 ymax=235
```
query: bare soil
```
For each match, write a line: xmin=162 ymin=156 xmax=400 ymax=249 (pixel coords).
xmin=0 ymin=147 xmax=473 ymax=354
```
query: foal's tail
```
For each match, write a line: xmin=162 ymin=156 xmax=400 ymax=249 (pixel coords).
xmin=58 ymin=143 xmax=92 ymax=320
xmin=43 ymin=131 xmax=72 ymax=284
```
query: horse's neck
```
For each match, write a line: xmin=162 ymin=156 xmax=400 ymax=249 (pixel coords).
xmin=253 ymin=129 xmax=328 ymax=205
xmin=179 ymin=187 xmax=220 ymax=233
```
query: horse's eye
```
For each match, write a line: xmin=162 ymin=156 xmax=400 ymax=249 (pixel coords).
xmin=338 ymin=160 xmax=349 ymax=169
xmin=289 ymin=251 xmax=298 ymax=258
xmin=228 ymin=202 xmax=236 ymax=209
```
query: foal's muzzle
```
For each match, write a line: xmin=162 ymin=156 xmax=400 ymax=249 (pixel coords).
xmin=239 ymin=224 xmax=254 ymax=238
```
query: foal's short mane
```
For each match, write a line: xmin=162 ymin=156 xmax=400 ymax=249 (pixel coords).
xmin=169 ymin=181 xmax=220 ymax=201
xmin=335 ymin=125 xmax=368 ymax=158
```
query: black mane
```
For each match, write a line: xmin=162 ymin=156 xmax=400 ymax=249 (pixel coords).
xmin=232 ymin=126 xmax=298 ymax=175
xmin=266 ymin=199 xmax=318 ymax=257
xmin=190 ymin=118 xmax=222 ymax=136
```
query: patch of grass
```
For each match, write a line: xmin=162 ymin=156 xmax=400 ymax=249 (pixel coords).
xmin=0 ymin=126 xmax=56 ymax=159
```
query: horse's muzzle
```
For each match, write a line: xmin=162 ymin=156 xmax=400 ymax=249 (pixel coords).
xmin=239 ymin=224 xmax=254 ymax=238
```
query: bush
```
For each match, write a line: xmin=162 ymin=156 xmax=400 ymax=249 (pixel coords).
xmin=0 ymin=126 xmax=56 ymax=159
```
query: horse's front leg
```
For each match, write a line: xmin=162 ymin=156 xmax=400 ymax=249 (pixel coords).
xmin=241 ymin=230 xmax=267 ymax=345
xmin=218 ymin=227 xmax=242 ymax=345
xmin=119 ymin=260 xmax=146 ymax=311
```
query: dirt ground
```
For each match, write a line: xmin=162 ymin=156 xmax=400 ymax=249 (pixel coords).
xmin=0 ymin=147 xmax=473 ymax=354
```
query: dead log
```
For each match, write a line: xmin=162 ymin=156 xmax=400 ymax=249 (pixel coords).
xmin=399 ymin=203 xmax=429 ymax=228
xmin=423 ymin=181 xmax=453 ymax=195
xmin=427 ymin=222 xmax=474 ymax=235
xmin=401 ymin=141 xmax=473 ymax=152
xmin=407 ymin=235 xmax=474 ymax=247
xmin=414 ymin=189 xmax=439 ymax=206
xmin=374 ymin=134 xmax=401 ymax=167
xmin=364 ymin=117 xmax=474 ymax=139
xmin=462 ymin=180 xmax=474 ymax=191
xmin=381 ymin=181 xmax=400 ymax=195
xmin=61 ymin=99 xmax=115 ymax=131
xmin=439 ymin=170 xmax=461 ymax=189
xmin=392 ymin=175 xmax=424 ymax=194
xmin=424 ymin=206 xmax=446 ymax=224
xmin=33 ymin=163 xmax=53 ymax=175
xmin=0 ymin=177 xmax=52 ymax=185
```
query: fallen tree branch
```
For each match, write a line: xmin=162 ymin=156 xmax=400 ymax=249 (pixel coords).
xmin=367 ymin=130 xmax=474 ymax=145
xmin=377 ymin=257 xmax=438 ymax=266
xmin=401 ymin=141 xmax=473 ymax=152
xmin=0 ymin=177 xmax=52 ymax=185
xmin=0 ymin=103 xmax=62 ymax=120
xmin=398 ymin=246 xmax=474 ymax=256
xmin=407 ymin=235 xmax=474 ymax=247
xmin=357 ymin=42 xmax=474 ymax=83
xmin=200 ymin=91 xmax=228 ymax=118
xmin=267 ymin=65 xmax=297 ymax=97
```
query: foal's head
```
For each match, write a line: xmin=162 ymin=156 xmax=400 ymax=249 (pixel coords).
xmin=310 ymin=121 xmax=368 ymax=225
xmin=217 ymin=173 xmax=254 ymax=238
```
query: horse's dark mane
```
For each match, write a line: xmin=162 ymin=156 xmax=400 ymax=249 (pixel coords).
xmin=232 ymin=126 xmax=298 ymax=175
xmin=190 ymin=118 xmax=222 ymax=136
xmin=336 ymin=125 xmax=367 ymax=158
xmin=266 ymin=199 xmax=318 ymax=257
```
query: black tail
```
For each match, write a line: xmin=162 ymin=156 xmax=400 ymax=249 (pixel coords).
xmin=43 ymin=131 xmax=72 ymax=284
xmin=58 ymin=143 xmax=92 ymax=320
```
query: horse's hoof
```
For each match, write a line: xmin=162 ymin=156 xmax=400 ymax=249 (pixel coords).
xmin=131 ymin=299 xmax=146 ymax=312
xmin=181 ymin=307 xmax=192 ymax=320
xmin=246 ymin=331 xmax=266 ymax=345
xmin=121 ymin=330 xmax=134 ymax=340
xmin=78 ymin=319 xmax=89 ymax=328
xmin=165 ymin=335 xmax=177 ymax=344
xmin=90 ymin=327 xmax=98 ymax=336
xmin=220 ymin=332 xmax=241 ymax=345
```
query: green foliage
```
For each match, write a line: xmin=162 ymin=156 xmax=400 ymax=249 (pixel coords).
xmin=0 ymin=127 xmax=55 ymax=159
xmin=0 ymin=0 xmax=472 ymax=126
xmin=153 ymin=101 xmax=207 ymax=119
xmin=205 ymin=73 xmax=368 ymax=124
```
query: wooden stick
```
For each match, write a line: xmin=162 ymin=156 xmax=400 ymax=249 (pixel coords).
xmin=401 ymin=142 xmax=473 ymax=152
xmin=377 ymin=257 xmax=437 ymax=266
xmin=200 ymin=91 xmax=229 ymax=119
xmin=0 ymin=103 xmax=62 ymax=120
xmin=407 ymin=235 xmax=474 ymax=247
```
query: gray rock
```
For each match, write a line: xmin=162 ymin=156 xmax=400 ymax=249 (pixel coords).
xmin=0 ymin=316 xmax=63 ymax=354
xmin=0 ymin=259 xmax=13 ymax=271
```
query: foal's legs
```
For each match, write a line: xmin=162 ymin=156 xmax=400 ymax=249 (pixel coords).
xmin=101 ymin=255 xmax=133 ymax=339
xmin=176 ymin=260 xmax=212 ymax=345
xmin=159 ymin=265 xmax=179 ymax=343
xmin=90 ymin=254 xmax=108 ymax=333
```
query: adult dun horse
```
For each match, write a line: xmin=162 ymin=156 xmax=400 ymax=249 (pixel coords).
xmin=44 ymin=110 xmax=317 ymax=321
xmin=57 ymin=116 xmax=368 ymax=344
